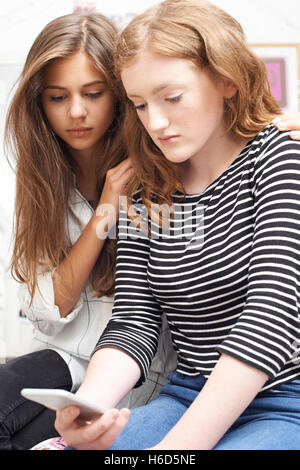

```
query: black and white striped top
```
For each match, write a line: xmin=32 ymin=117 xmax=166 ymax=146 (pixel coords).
xmin=94 ymin=125 xmax=300 ymax=392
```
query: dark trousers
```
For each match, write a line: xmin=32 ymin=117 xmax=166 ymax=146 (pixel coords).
xmin=0 ymin=349 xmax=72 ymax=450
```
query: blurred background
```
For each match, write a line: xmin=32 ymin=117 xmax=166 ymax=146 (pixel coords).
xmin=0 ymin=0 xmax=300 ymax=361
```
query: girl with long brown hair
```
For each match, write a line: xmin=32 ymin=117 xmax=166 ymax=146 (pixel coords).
xmin=1 ymin=12 xmax=176 ymax=450
xmin=55 ymin=0 xmax=300 ymax=450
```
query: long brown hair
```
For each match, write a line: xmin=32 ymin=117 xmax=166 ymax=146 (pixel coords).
xmin=5 ymin=13 xmax=125 ymax=300
xmin=114 ymin=0 xmax=281 ymax=212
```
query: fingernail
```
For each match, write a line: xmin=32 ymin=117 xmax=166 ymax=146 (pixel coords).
xmin=120 ymin=408 xmax=131 ymax=418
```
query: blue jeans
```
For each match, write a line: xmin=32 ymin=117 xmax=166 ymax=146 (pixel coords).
xmin=107 ymin=371 xmax=300 ymax=450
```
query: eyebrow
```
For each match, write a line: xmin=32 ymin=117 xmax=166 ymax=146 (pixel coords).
xmin=128 ymin=83 xmax=174 ymax=98
xmin=44 ymin=80 xmax=106 ymax=90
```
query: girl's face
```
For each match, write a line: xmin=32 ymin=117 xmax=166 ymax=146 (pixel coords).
xmin=121 ymin=50 xmax=237 ymax=165
xmin=42 ymin=51 xmax=115 ymax=156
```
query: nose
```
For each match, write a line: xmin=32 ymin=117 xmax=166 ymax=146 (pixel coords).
xmin=146 ymin=105 xmax=169 ymax=133
xmin=69 ymin=96 xmax=88 ymax=120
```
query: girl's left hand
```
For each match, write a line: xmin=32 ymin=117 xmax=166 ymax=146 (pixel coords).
xmin=273 ymin=113 xmax=300 ymax=140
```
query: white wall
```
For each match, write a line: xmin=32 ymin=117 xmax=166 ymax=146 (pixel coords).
xmin=0 ymin=0 xmax=300 ymax=359
xmin=211 ymin=0 xmax=300 ymax=43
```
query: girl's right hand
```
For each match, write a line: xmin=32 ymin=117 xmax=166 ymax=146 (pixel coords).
xmin=98 ymin=158 xmax=134 ymax=212
xmin=55 ymin=405 xmax=131 ymax=450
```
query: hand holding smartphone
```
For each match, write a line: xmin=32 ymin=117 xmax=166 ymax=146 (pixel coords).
xmin=21 ymin=388 xmax=107 ymax=421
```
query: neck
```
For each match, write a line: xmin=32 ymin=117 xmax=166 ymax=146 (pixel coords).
xmin=179 ymin=131 xmax=249 ymax=194
xmin=69 ymin=142 xmax=103 ymax=180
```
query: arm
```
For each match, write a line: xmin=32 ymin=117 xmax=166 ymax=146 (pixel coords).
xmin=53 ymin=158 xmax=133 ymax=317
xmin=52 ymin=209 xmax=107 ymax=318
xmin=75 ymin=348 xmax=141 ymax=408
xmin=273 ymin=113 xmax=300 ymax=141
xmin=154 ymin=353 xmax=268 ymax=450
xmin=92 ymin=196 xmax=164 ymax=383
xmin=55 ymin=347 xmax=141 ymax=450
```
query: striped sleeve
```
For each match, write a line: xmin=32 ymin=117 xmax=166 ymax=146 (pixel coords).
xmin=218 ymin=134 xmax=300 ymax=378
xmin=93 ymin=204 xmax=163 ymax=384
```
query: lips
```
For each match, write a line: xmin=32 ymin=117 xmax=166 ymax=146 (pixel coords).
xmin=67 ymin=127 xmax=93 ymax=137
xmin=158 ymin=135 xmax=180 ymax=144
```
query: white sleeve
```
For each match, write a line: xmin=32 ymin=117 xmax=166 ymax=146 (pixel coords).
xmin=19 ymin=270 xmax=84 ymax=337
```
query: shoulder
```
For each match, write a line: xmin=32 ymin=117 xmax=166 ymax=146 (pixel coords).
xmin=249 ymin=124 xmax=300 ymax=166
xmin=242 ymin=124 xmax=300 ymax=185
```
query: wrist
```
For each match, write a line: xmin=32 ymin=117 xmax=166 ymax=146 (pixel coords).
xmin=92 ymin=203 xmax=117 ymax=240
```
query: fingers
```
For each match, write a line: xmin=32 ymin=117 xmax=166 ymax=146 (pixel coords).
xmin=272 ymin=114 xmax=300 ymax=141
xmin=273 ymin=118 xmax=300 ymax=131
xmin=100 ymin=158 xmax=134 ymax=209
xmin=104 ymin=158 xmax=134 ymax=190
xmin=55 ymin=407 xmax=131 ymax=450
xmin=94 ymin=408 xmax=131 ymax=450
xmin=109 ymin=158 xmax=133 ymax=179
xmin=78 ymin=408 xmax=131 ymax=450
xmin=74 ymin=409 xmax=120 ymax=449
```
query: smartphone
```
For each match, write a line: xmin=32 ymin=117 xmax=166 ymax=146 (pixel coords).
xmin=21 ymin=388 xmax=107 ymax=421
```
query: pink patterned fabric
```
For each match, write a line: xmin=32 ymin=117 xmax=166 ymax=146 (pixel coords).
xmin=31 ymin=436 xmax=67 ymax=450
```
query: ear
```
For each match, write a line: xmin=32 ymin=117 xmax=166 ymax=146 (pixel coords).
xmin=223 ymin=79 xmax=238 ymax=99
